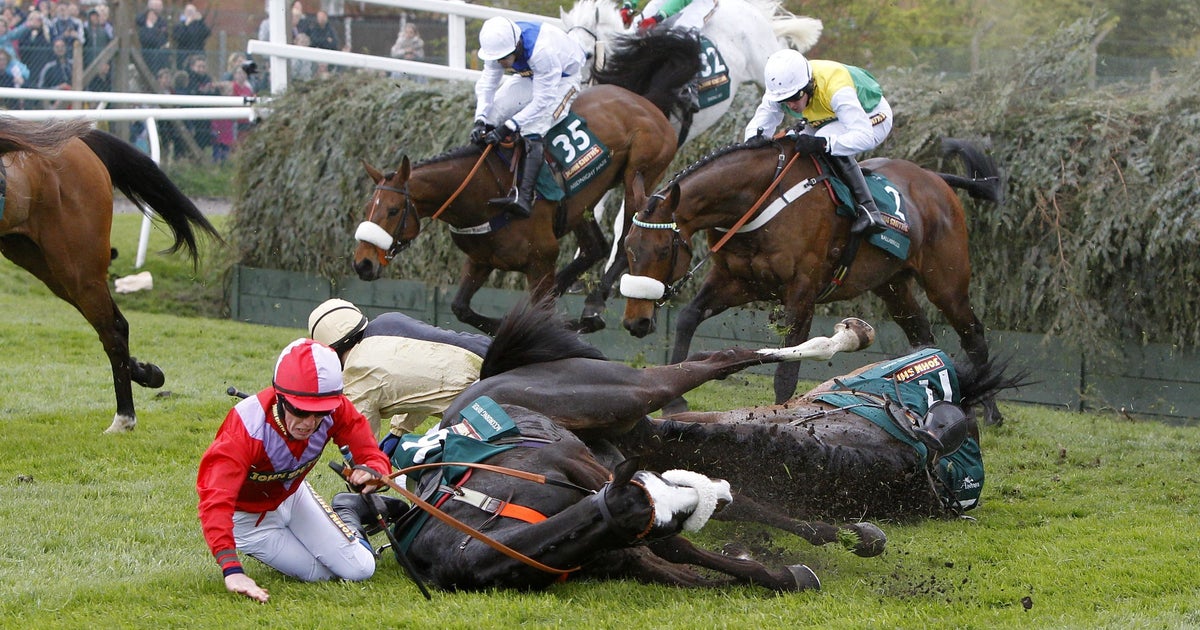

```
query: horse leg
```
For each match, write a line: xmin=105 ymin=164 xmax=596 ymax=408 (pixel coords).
xmin=645 ymin=536 xmax=821 ymax=592
xmin=0 ymin=234 xmax=144 ymax=433
xmin=920 ymin=272 xmax=1002 ymax=425
xmin=561 ymin=220 xmax=610 ymax=333
xmin=451 ymin=259 xmax=501 ymax=334
xmin=772 ymin=298 xmax=816 ymax=405
xmin=872 ymin=275 xmax=936 ymax=347
xmin=712 ymin=492 xmax=887 ymax=558
xmin=662 ymin=284 xmax=733 ymax=414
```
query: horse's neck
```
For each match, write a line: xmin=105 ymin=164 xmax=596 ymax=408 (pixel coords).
xmin=412 ymin=156 xmax=501 ymax=223
xmin=674 ymin=155 xmax=797 ymax=232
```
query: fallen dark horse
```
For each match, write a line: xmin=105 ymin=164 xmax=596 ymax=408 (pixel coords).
xmin=350 ymin=299 xmax=888 ymax=593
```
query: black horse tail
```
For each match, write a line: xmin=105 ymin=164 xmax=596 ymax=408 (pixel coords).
xmin=938 ymin=137 xmax=1005 ymax=204
xmin=0 ymin=117 xmax=92 ymax=156
xmin=953 ymin=353 xmax=1030 ymax=410
xmin=592 ymin=29 xmax=703 ymax=125
xmin=480 ymin=297 xmax=608 ymax=379
xmin=80 ymin=129 xmax=223 ymax=263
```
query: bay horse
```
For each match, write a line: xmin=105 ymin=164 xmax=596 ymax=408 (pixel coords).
xmin=619 ymin=135 xmax=1007 ymax=423
xmin=0 ymin=118 xmax=220 ymax=433
xmin=352 ymin=33 xmax=701 ymax=335
xmin=562 ymin=0 xmax=822 ymax=145
xmin=390 ymin=299 xmax=885 ymax=592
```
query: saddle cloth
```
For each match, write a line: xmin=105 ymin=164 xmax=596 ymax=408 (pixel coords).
xmin=826 ymin=169 xmax=912 ymax=259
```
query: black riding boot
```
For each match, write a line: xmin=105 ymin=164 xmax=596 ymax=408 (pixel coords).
xmin=332 ymin=492 xmax=410 ymax=538
xmin=827 ymin=155 xmax=886 ymax=235
xmin=490 ymin=135 xmax=543 ymax=218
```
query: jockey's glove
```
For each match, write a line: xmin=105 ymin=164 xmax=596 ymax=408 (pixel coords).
xmin=470 ymin=118 xmax=490 ymax=146
xmin=484 ymin=119 xmax=520 ymax=146
xmin=794 ymin=133 xmax=829 ymax=156
xmin=637 ymin=14 xmax=661 ymax=30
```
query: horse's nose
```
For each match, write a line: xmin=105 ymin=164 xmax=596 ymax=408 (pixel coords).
xmin=353 ymin=258 xmax=380 ymax=281
xmin=623 ymin=316 xmax=655 ymax=338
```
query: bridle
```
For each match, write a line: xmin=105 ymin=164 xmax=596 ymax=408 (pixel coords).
xmin=630 ymin=196 xmax=698 ymax=305
xmin=358 ymin=145 xmax=494 ymax=265
xmin=368 ymin=177 xmax=418 ymax=262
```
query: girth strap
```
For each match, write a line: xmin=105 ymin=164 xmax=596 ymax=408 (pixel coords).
xmin=441 ymin=484 xmax=549 ymax=524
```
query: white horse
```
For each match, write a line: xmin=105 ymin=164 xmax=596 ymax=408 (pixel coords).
xmin=561 ymin=0 xmax=822 ymax=146
xmin=560 ymin=0 xmax=821 ymax=279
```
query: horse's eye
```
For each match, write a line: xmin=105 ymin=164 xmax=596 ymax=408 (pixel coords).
xmin=387 ymin=206 xmax=401 ymax=217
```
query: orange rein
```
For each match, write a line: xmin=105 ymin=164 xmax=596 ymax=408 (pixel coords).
xmin=371 ymin=144 xmax=493 ymax=266
xmin=707 ymin=149 xmax=804 ymax=254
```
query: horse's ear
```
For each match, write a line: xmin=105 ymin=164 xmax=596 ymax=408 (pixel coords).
xmin=362 ymin=160 xmax=384 ymax=184
xmin=612 ymin=457 xmax=642 ymax=485
xmin=666 ymin=182 xmax=682 ymax=209
xmin=399 ymin=155 xmax=411 ymax=181
xmin=631 ymin=172 xmax=647 ymax=211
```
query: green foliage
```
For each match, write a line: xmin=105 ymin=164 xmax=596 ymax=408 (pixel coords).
xmin=164 ymin=160 xmax=239 ymax=200
xmin=3 ymin=288 xmax=1200 ymax=626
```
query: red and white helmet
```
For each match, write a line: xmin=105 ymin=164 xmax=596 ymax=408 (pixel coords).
xmin=478 ymin=16 xmax=521 ymax=61
xmin=763 ymin=49 xmax=813 ymax=102
xmin=272 ymin=338 xmax=344 ymax=412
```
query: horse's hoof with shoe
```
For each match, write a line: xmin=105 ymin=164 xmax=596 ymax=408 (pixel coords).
xmin=844 ymin=522 xmax=887 ymax=557
xmin=787 ymin=564 xmax=822 ymax=591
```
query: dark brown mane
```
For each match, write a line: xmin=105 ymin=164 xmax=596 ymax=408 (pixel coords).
xmin=664 ymin=135 xmax=779 ymax=189
xmin=414 ymin=144 xmax=485 ymax=168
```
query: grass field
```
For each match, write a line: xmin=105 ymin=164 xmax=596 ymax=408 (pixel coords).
xmin=1 ymin=215 xmax=1199 ymax=629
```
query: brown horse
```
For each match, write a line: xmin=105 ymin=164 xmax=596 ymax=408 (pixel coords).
xmin=619 ymin=135 xmax=1006 ymax=423
xmin=0 ymin=118 xmax=220 ymax=433
xmin=350 ymin=32 xmax=700 ymax=335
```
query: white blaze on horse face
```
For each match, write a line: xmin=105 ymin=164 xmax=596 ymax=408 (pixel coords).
xmin=619 ymin=274 xmax=666 ymax=300
xmin=354 ymin=221 xmax=394 ymax=251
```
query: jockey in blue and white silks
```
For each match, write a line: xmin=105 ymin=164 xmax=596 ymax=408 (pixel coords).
xmin=471 ymin=16 xmax=587 ymax=217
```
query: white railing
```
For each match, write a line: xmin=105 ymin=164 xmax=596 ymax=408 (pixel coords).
xmin=252 ymin=0 xmax=561 ymax=93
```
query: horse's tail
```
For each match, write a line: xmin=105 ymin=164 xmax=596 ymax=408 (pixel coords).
xmin=938 ymin=137 xmax=1005 ymax=204
xmin=0 ymin=117 xmax=92 ymax=156
xmin=954 ymin=353 xmax=1030 ymax=410
xmin=480 ymin=297 xmax=608 ymax=379
xmin=80 ymin=129 xmax=223 ymax=263
xmin=592 ymin=30 xmax=703 ymax=123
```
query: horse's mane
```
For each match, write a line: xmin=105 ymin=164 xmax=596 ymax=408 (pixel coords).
xmin=953 ymin=353 xmax=1029 ymax=409
xmin=592 ymin=30 xmax=702 ymax=120
xmin=663 ymin=134 xmax=778 ymax=189
xmin=0 ymin=117 xmax=92 ymax=156
xmin=413 ymin=144 xmax=485 ymax=168
xmin=479 ymin=298 xmax=608 ymax=379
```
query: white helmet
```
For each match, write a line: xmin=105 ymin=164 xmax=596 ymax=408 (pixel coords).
xmin=308 ymin=298 xmax=368 ymax=351
xmin=478 ymin=17 xmax=520 ymax=61
xmin=763 ymin=49 xmax=813 ymax=102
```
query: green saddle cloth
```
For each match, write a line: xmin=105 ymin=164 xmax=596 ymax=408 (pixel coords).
xmin=828 ymin=171 xmax=911 ymax=259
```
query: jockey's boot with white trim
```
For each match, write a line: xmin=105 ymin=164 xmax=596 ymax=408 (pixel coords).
xmin=827 ymin=155 xmax=886 ymax=235
xmin=490 ymin=135 xmax=543 ymax=218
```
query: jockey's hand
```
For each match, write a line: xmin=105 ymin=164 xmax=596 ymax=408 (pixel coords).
xmin=483 ymin=119 xmax=519 ymax=146
xmin=619 ymin=2 xmax=635 ymax=27
xmin=469 ymin=119 xmax=490 ymax=146
xmin=637 ymin=14 xmax=660 ymax=30
xmin=225 ymin=572 xmax=269 ymax=603
xmin=794 ymin=133 xmax=829 ymax=156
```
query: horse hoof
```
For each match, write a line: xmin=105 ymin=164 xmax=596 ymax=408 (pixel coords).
xmin=104 ymin=414 xmax=137 ymax=433
xmin=131 ymin=359 xmax=166 ymax=389
xmin=847 ymin=522 xmax=887 ymax=557
xmin=577 ymin=313 xmax=606 ymax=334
xmin=787 ymin=564 xmax=821 ymax=591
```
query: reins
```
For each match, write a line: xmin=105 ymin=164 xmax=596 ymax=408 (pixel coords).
xmin=430 ymin=144 xmax=492 ymax=222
